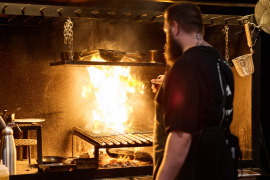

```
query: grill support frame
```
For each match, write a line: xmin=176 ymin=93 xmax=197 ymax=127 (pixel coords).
xmin=72 ymin=126 xmax=153 ymax=169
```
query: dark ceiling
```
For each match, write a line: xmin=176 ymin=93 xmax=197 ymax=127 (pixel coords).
xmin=0 ymin=0 xmax=257 ymax=14
xmin=0 ymin=0 xmax=257 ymax=27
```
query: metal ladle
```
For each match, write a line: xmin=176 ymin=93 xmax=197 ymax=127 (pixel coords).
xmin=232 ymin=23 xmax=255 ymax=77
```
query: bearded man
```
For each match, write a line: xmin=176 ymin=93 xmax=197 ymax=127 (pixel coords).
xmin=152 ymin=2 xmax=237 ymax=180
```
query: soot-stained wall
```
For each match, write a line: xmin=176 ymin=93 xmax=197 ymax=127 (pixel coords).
xmin=0 ymin=21 xmax=254 ymax=160
xmin=0 ymin=21 xmax=166 ymax=158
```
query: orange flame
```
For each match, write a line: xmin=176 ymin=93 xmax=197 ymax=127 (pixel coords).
xmin=82 ymin=56 xmax=144 ymax=134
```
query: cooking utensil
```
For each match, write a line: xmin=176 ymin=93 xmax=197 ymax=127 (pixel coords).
xmin=232 ymin=23 xmax=254 ymax=77
xmin=79 ymin=49 xmax=99 ymax=58
xmin=232 ymin=53 xmax=254 ymax=77
xmin=98 ymin=49 xmax=126 ymax=62
xmin=42 ymin=156 xmax=67 ymax=164
xmin=79 ymin=49 xmax=126 ymax=62
xmin=38 ymin=163 xmax=76 ymax=172
xmin=123 ymin=52 xmax=147 ymax=62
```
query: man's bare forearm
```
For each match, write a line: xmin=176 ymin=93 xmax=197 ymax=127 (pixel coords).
xmin=156 ymin=130 xmax=192 ymax=180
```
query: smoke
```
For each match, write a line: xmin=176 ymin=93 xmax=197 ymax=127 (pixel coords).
xmin=70 ymin=18 xmax=161 ymax=134
xmin=69 ymin=14 xmax=165 ymax=135
xmin=73 ymin=20 xmax=146 ymax=53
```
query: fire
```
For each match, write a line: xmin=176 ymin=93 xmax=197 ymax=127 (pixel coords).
xmin=99 ymin=149 xmax=152 ymax=168
xmin=82 ymin=55 xmax=145 ymax=134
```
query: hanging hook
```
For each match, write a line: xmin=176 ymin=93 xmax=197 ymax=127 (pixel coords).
xmin=21 ymin=7 xmax=26 ymax=15
xmin=57 ymin=8 xmax=64 ymax=16
xmin=210 ymin=16 xmax=223 ymax=25
xmin=123 ymin=11 xmax=132 ymax=17
xmin=150 ymin=14 xmax=163 ymax=21
xmin=2 ymin=5 xmax=8 ymax=14
xmin=91 ymin=10 xmax=99 ymax=18
xmin=135 ymin=13 xmax=148 ymax=20
xmin=40 ymin=7 xmax=45 ymax=16
xmin=74 ymin=9 xmax=81 ymax=17
xmin=224 ymin=17 xmax=237 ymax=25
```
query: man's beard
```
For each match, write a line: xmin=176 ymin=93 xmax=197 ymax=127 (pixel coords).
xmin=164 ymin=30 xmax=183 ymax=67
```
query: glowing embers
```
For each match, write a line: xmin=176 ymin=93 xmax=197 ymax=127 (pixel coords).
xmin=99 ymin=148 xmax=153 ymax=168
xmin=81 ymin=56 xmax=144 ymax=135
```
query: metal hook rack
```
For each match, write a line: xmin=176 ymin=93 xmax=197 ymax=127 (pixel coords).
xmin=0 ymin=2 xmax=164 ymax=23
xmin=0 ymin=2 xmax=255 ymax=27
xmin=204 ymin=14 xmax=254 ymax=26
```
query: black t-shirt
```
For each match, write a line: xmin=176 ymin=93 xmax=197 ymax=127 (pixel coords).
xmin=157 ymin=46 xmax=234 ymax=134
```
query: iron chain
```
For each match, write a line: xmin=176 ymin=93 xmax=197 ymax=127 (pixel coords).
xmin=63 ymin=18 xmax=74 ymax=60
xmin=223 ymin=25 xmax=229 ymax=62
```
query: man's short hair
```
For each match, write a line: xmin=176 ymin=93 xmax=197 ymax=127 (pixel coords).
xmin=165 ymin=2 xmax=203 ymax=34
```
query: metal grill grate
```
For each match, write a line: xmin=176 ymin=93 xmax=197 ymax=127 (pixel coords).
xmin=73 ymin=126 xmax=153 ymax=148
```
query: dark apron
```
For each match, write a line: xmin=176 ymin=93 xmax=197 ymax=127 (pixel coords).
xmin=153 ymin=123 xmax=235 ymax=180
xmin=176 ymin=127 xmax=234 ymax=180
xmin=153 ymin=103 xmax=167 ymax=180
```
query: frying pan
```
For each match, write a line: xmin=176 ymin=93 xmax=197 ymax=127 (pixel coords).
xmin=42 ymin=156 xmax=67 ymax=164
xmin=79 ymin=49 xmax=126 ymax=62
xmin=38 ymin=163 xmax=76 ymax=173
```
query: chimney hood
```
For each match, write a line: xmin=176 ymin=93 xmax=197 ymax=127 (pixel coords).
xmin=0 ymin=0 xmax=255 ymax=67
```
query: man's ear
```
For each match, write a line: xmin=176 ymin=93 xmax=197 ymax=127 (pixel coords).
xmin=171 ymin=21 xmax=180 ymax=36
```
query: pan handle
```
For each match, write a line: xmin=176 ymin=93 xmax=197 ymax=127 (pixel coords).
xmin=244 ymin=23 xmax=253 ymax=53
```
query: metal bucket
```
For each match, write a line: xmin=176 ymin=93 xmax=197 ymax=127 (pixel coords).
xmin=232 ymin=53 xmax=254 ymax=77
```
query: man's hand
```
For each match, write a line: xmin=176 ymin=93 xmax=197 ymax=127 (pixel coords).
xmin=151 ymin=75 xmax=165 ymax=93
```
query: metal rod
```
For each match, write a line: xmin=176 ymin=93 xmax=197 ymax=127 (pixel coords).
xmin=37 ymin=17 xmax=52 ymax=24
xmin=50 ymin=60 xmax=165 ymax=67
xmin=98 ymin=137 xmax=113 ymax=146
xmin=72 ymin=133 xmax=74 ymax=158
xmin=0 ymin=2 xmax=250 ymax=25
xmin=22 ymin=16 xmax=34 ymax=23
xmin=130 ymin=134 xmax=148 ymax=143
xmin=94 ymin=146 xmax=99 ymax=168
xmin=113 ymin=136 xmax=128 ymax=145
xmin=136 ymin=134 xmax=153 ymax=143
xmin=91 ymin=137 xmax=106 ymax=146
xmin=36 ymin=125 xmax=43 ymax=164
xmin=104 ymin=136 xmax=121 ymax=145
xmin=116 ymin=135 xmax=135 ymax=145
xmin=7 ymin=15 xmax=17 ymax=23
xmin=123 ymin=134 xmax=142 ymax=144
